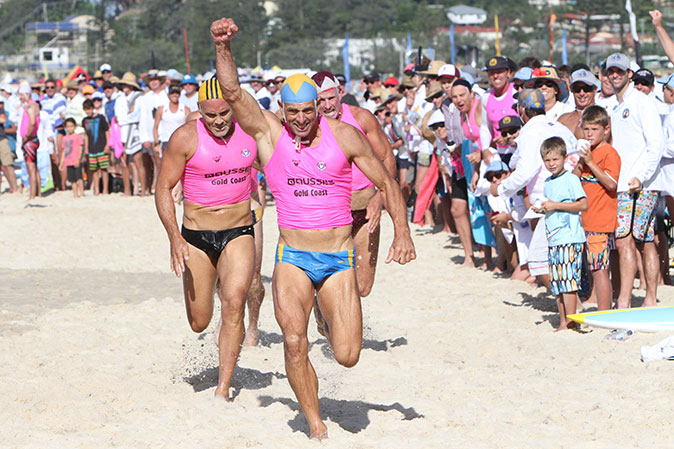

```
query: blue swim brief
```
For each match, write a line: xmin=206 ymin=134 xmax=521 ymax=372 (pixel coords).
xmin=275 ymin=243 xmax=355 ymax=286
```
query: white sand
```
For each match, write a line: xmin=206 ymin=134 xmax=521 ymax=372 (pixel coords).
xmin=1 ymin=191 xmax=674 ymax=448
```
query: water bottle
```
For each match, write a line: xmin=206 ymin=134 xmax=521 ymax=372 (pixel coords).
xmin=604 ymin=329 xmax=633 ymax=341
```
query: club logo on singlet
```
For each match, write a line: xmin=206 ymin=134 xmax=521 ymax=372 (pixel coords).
xmin=622 ymin=109 xmax=630 ymax=119
xmin=317 ymin=162 xmax=326 ymax=171
xmin=241 ymin=149 xmax=251 ymax=157
xmin=213 ymin=156 xmax=221 ymax=162
xmin=292 ymin=159 xmax=300 ymax=166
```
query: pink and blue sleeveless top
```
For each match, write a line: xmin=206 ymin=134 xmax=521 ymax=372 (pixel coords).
xmin=340 ymin=104 xmax=374 ymax=191
xmin=265 ymin=116 xmax=353 ymax=230
xmin=181 ymin=118 xmax=257 ymax=207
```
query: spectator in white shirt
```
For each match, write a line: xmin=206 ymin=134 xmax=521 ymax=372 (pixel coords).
xmin=605 ymin=53 xmax=664 ymax=309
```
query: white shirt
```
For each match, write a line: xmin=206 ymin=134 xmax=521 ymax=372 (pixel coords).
xmin=595 ymin=92 xmax=618 ymax=111
xmin=179 ymin=91 xmax=198 ymax=112
xmin=545 ymin=101 xmax=573 ymax=121
xmin=657 ymin=108 xmax=674 ymax=196
xmin=497 ymin=114 xmax=577 ymax=205
xmin=608 ymin=85 xmax=664 ymax=192
xmin=138 ymin=90 xmax=168 ymax=143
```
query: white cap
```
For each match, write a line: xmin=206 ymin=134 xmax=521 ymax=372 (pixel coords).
xmin=438 ymin=64 xmax=458 ymax=78
xmin=100 ymin=63 xmax=112 ymax=72
xmin=428 ymin=109 xmax=445 ymax=127
xmin=18 ymin=81 xmax=31 ymax=94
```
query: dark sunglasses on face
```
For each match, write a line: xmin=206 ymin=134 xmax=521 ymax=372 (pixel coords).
xmin=633 ymin=80 xmax=652 ymax=87
xmin=513 ymin=82 xmax=524 ymax=90
xmin=534 ymin=80 xmax=557 ymax=89
xmin=500 ymin=127 xmax=519 ymax=136
xmin=486 ymin=171 xmax=506 ymax=182
xmin=571 ymin=84 xmax=594 ymax=93
xmin=45 ymin=85 xmax=56 ymax=89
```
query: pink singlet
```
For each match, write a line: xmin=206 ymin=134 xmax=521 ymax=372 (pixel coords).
xmin=461 ymin=97 xmax=482 ymax=149
xmin=486 ymin=82 xmax=515 ymax=149
xmin=20 ymin=100 xmax=40 ymax=139
xmin=265 ymin=116 xmax=353 ymax=230
xmin=181 ymin=118 xmax=257 ymax=207
xmin=340 ymin=104 xmax=374 ymax=191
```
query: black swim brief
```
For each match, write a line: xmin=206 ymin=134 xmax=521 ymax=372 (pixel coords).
xmin=351 ymin=208 xmax=369 ymax=229
xmin=181 ymin=224 xmax=254 ymax=263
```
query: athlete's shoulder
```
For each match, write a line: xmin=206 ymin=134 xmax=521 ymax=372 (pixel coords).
xmin=349 ymin=104 xmax=377 ymax=127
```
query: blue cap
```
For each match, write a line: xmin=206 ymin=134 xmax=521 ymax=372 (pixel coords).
xmin=180 ymin=74 xmax=198 ymax=86
xmin=512 ymin=67 xmax=533 ymax=81
xmin=657 ymin=74 xmax=674 ymax=89
xmin=280 ymin=74 xmax=318 ymax=103
xmin=484 ymin=160 xmax=510 ymax=178
xmin=459 ymin=70 xmax=474 ymax=85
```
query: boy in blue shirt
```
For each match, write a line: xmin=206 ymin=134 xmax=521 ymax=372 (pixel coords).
xmin=535 ymin=137 xmax=588 ymax=331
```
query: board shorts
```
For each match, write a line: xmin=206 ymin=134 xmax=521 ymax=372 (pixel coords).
xmin=22 ymin=137 xmax=39 ymax=164
xmin=275 ymin=243 xmax=354 ymax=286
xmin=88 ymin=152 xmax=110 ymax=171
xmin=615 ymin=190 xmax=659 ymax=242
xmin=181 ymin=224 xmax=254 ymax=264
xmin=0 ymin=139 xmax=14 ymax=166
xmin=67 ymin=165 xmax=83 ymax=183
xmin=586 ymin=231 xmax=613 ymax=271
xmin=548 ymin=242 xmax=584 ymax=295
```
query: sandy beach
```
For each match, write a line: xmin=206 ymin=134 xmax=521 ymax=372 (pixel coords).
xmin=1 ymin=191 xmax=674 ymax=448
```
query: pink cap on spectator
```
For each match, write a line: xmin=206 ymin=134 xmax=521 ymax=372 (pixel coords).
xmin=404 ymin=63 xmax=415 ymax=74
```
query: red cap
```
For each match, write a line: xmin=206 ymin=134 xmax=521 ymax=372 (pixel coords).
xmin=384 ymin=76 xmax=400 ymax=86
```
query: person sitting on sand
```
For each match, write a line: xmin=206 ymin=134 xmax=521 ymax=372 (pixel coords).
xmin=535 ymin=137 xmax=588 ymax=331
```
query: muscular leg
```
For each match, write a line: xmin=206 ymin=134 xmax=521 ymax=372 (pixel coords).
xmin=316 ymin=269 xmax=362 ymax=368
xmin=26 ymin=161 xmax=39 ymax=199
xmin=351 ymin=221 xmax=381 ymax=298
xmin=1 ymin=165 xmax=17 ymax=193
xmin=244 ymin=219 xmax=264 ymax=346
xmin=273 ymin=263 xmax=327 ymax=439
xmin=450 ymin=197 xmax=474 ymax=266
xmin=214 ymin=235 xmax=255 ymax=399
xmin=615 ymin=235 xmax=636 ymax=309
xmin=639 ymin=241 xmax=659 ymax=307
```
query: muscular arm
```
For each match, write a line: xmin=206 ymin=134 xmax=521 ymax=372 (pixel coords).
xmin=352 ymin=106 xmax=396 ymax=176
xmin=154 ymin=123 xmax=194 ymax=276
xmin=26 ymin=103 xmax=39 ymax=137
xmin=335 ymin=120 xmax=416 ymax=264
xmin=651 ymin=10 xmax=674 ymax=64
xmin=212 ymin=18 xmax=277 ymax=151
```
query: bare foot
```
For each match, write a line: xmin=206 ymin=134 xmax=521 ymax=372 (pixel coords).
xmin=214 ymin=385 xmax=231 ymax=402
xmin=461 ymin=257 xmax=475 ymax=268
xmin=555 ymin=320 xmax=577 ymax=332
xmin=243 ymin=327 xmax=258 ymax=347
xmin=309 ymin=424 xmax=328 ymax=440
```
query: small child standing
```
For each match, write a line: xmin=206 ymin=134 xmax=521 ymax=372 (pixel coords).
xmin=59 ymin=118 xmax=85 ymax=198
xmin=82 ymin=99 xmax=110 ymax=195
xmin=574 ymin=105 xmax=620 ymax=311
xmin=537 ymin=137 xmax=588 ymax=331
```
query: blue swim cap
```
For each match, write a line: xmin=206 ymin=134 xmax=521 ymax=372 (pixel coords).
xmin=280 ymin=74 xmax=318 ymax=103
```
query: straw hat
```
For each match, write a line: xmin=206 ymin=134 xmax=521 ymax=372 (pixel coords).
xmin=523 ymin=66 xmax=569 ymax=102
xmin=93 ymin=70 xmax=103 ymax=79
xmin=425 ymin=83 xmax=444 ymax=102
xmin=420 ymin=60 xmax=447 ymax=76
xmin=65 ymin=79 xmax=79 ymax=90
xmin=118 ymin=72 xmax=140 ymax=90
xmin=376 ymin=88 xmax=402 ymax=109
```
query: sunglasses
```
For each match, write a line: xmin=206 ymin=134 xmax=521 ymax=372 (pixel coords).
xmin=513 ymin=82 xmax=524 ymax=90
xmin=45 ymin=85 xmax=56 ymax=89
xmin=486 ymin=171 xmax=506 ymax=182
xmin=571 ymin=84 xmax=594 ymax=93
xmin=633 ymin=79 xmax=652 ymax=87
xmin=534 ymin=80 xmax=557 ymax=89
xmin=500 ymin=128 xmax=519 ymax=136
xmin=429 ymin=124 xmax=445 ymax=131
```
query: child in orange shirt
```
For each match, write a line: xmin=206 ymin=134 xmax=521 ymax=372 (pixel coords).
xmin=574 ymin=105 xmax=621 ymax=310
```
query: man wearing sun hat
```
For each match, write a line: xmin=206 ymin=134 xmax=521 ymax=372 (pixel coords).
xmin=211 ymin=16 xmax=415 ymax=440
xmin=605 ymin=52 xmax=665 ymax=309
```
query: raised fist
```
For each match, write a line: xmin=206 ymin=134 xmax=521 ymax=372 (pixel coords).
xmin=211 ymin=18 xmax=239 ymax=44
xmin=650 ymin=10 xmax=663 ymax=28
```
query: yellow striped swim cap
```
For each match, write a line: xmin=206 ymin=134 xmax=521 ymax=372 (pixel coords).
xmin=198 ymin=76 xmax=224 ymax=103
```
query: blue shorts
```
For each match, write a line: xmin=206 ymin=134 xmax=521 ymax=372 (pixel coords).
xmin=275 ymin=244 xmax=354 ymax=286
